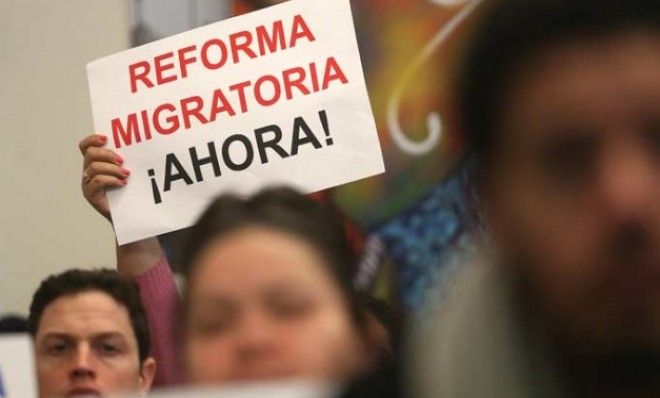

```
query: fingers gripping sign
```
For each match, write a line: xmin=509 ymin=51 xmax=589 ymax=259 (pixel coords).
xmin=79 ymin=134 xmax=131 ymax=221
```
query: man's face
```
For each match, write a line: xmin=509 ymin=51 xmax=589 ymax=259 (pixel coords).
xmin=35 ymin=291 xmax=155 ymax=398
xmin=486 ymin=31 xmax=660 ymax=354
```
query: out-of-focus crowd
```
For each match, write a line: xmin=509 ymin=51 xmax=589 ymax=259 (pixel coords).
xmin=3 ymin=0 xmax=660 ymax=397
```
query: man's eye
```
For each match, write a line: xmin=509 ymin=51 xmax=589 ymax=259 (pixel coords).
xmin=644 ymin=119 xmax=660 ymax=157
xmin=96 ymin=341 xmax=122 ymax=355
xmin=537 ymin=134 xmax=597 ymax=189
xmin=46 ymin=342 xmax=69 ymax=355
xmin=102 ymin=344 xmax=118 ymax=353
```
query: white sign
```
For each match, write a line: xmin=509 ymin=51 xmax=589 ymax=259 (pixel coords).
xmin=0 ymin=334 xmax=37 ymax=398
xmin=88 ymin=0 xmax=384 ymax=245
xmin=117 ymin=381 xmax=337 ymax=398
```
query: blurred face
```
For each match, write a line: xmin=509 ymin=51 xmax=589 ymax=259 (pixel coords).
xmin=486 ymin=31 xmax=660 ymax=354
xmin=35 ymin=291 xmax=155 ymax=398
xmin=183 ymin=226 xmax=369 ymax=384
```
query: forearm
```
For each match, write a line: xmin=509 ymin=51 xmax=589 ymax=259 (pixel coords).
xmin=133 ymin=255 xmax=183 ymax=386
xmin=116 ymin=237 xmax=164 ymax=277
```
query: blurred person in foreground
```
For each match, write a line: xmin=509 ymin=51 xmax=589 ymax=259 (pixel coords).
xmin=411 ymin=0 xmax=660 ymax=397
xmin=176 ymin=187 xmax=379 ymax=384
xmin=28 ymin=269 xmax=155 ymax=397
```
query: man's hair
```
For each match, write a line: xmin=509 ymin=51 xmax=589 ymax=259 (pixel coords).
xmin=456 ymin=0 xmax=660 ymax=165
xmin=27 ymin=269 xmax=150 ymax=363
xmin=179 ymin=186 xmax=367 ymax=328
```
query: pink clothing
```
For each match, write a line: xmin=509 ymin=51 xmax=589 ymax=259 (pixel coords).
xmin=134 ymin=256 xmax=183 ymax=387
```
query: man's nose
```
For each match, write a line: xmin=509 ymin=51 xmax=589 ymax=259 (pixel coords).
xmin=70 ymin=344 xmax=96 ymax=379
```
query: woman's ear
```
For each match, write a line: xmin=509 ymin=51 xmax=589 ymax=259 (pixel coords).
xmin=362 ymin=312 xmax=395 ymax=364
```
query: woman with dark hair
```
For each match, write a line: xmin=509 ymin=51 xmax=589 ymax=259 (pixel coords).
xmin=78 ymin=134 xmax=380 ymax=386
xmin=178 ymin=187 xmax=376 ymax=384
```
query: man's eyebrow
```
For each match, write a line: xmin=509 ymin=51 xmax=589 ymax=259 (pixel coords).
xmin=39 ymin=332 xmax=74 ymax=341
xmin=38 ymin=331 xmax=129 ymax=341
xmin=92 ymin=332 xmax=129 ymax=341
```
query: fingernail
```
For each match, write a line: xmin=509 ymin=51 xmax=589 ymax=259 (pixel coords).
xmin=99 ymin=135 xmax=107 ymax=144
xmin=121 ymin=178 xmax=128 ymax=185
xmin=122 ymin=168 xmax=131 ymax=177
xmin=116 ymin=156 xmax=124 ymax=165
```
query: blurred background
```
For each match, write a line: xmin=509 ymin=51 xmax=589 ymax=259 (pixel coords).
xmin=1 ymin=0 xmax=480 ymax=315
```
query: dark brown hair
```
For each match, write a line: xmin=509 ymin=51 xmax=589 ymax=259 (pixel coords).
xmin=178 ymin=186 xmax=367 ymax=328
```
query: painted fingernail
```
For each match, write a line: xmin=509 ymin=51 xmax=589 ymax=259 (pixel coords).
xmin=121 ymin=178 xmax=128 ymax=185
xmin=121 ymin=168 xmax=131 ymax=177
xmin=116 ymin=156 xmax=124 ymax=165
xmin=99 ymin=135 xmax=107 ymax=144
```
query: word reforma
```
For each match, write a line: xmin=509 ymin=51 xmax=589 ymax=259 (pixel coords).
xmin=128 ymin=14 xmax=316 ymax=94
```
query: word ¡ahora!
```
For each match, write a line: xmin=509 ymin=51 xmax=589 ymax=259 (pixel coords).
xmin=112 ymin=56 xmax=348 ymax=149
xmin=148 ymin=110 xmax=334 ymax=204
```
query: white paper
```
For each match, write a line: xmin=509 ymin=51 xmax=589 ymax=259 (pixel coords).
xmin=116 ymin=381 xmax=337 ymax=398
xmin=0 ymin=334 xmax=37 ymax=398
xmin=87 ymin=0 xmax=384 ymax=245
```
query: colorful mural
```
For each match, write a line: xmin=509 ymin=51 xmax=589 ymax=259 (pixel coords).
xmin=236 ymin=0 xmax=484 ymax=312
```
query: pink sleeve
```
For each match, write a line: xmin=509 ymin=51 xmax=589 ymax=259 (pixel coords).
xmin=134 ymin=255 xmax=183 ymax=387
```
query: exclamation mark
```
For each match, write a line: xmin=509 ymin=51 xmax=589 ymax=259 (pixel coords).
xmin=148 ymin=169 xmax=162 ymax=204
xmin=319 ymin=110 xmax=333 ymax=146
